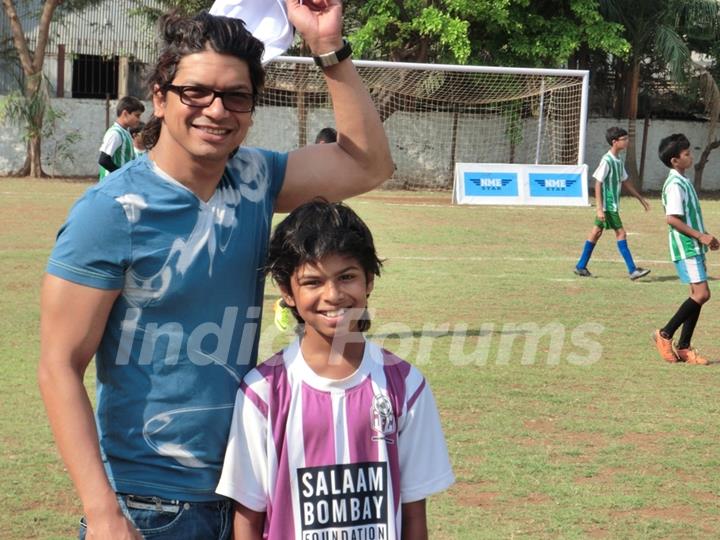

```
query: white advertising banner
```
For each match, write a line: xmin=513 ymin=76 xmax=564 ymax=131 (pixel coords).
xmin=453 ymin=163 xmax=589 ymax=206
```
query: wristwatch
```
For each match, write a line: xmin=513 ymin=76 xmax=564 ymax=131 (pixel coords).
xmin=313 ymin=39 xmax=353 ymax=69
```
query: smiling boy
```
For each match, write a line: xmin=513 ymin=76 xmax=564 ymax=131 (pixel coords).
xmin=217 ymin=201 xmax=454 ymax=540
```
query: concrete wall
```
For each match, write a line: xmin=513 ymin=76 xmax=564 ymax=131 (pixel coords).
xmin=0 ymin=98 xmax=153 ymax=177
xmin=585 ymin=118 xmax=720 ymax=191
xmin=2 ymin=99 xmax=719 ymax=190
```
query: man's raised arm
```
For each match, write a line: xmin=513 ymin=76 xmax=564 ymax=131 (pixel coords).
xmin=276 ymin=0 xmax=394 ymax=212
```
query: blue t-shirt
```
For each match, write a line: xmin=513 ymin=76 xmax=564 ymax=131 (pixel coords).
xmin=47 ymin=148 xmax=287 ymax=501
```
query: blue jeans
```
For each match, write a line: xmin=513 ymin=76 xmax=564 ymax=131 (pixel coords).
xmin=79 ymin=494 xmax=232 ymax=539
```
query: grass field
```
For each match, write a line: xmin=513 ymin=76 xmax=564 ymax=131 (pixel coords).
xmin=3 ymin=177 xmax=720 ymax=539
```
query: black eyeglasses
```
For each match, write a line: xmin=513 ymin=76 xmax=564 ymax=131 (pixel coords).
xmin=166 ymin=85 xmax=255 ymax=113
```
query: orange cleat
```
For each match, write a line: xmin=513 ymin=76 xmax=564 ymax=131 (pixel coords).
xmin=653 ymin=330 xmax=679 ymax=363
xmin=676 ymin=348 xmax=709 ymax=365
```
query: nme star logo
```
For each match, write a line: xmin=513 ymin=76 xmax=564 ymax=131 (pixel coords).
xmin=370 ymin=394 xmax=395 ymax=443
xmin=469 ymin=177 xmax=514 ymax=190
xmin=533 ymin=178 xmax=577 ymax=191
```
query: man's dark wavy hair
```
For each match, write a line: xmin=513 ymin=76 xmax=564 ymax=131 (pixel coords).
xmin=266 ymin=199 xmax=383 ymax=332
xmin=142 ymin=10 xmax=265 ymax=149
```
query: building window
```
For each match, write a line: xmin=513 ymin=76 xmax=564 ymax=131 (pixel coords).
xmin=72 ymin=54 xmax=118 ymax=99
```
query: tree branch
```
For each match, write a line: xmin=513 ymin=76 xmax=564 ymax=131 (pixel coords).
xmin=1 ymin=0 xmax=34 ymax=75
xmin=32 ymin=0 xmax=62 ymax=74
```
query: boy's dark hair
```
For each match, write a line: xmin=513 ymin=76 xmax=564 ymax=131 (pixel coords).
xmin=605 ymin=126 xmax=628 ymax=146
xmin=315 ymin=127 xmax=337 ymax=144
xmin=117 ymin=96 xmax=145 ymax=117
xmin=129 ymin=122 xmax=145 ymax=137
xmin=266 ymin=199 xmax=383 ymax=332
xmin=659 ymin=133 xmax=691 ymax=168
xmin=142 ymin=11 xmax=265 ymax=149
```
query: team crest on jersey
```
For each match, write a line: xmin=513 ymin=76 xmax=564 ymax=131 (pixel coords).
xmin=370 ymin=393 xmax=395 ymax=443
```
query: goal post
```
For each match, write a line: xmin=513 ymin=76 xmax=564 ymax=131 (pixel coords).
xmin=250 ymin=56 xmax=589 ymax=193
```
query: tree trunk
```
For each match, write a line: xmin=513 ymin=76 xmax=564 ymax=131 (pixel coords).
xmin=28 ymin=135 xmax=45 ymax=177
xmin=2 ymin=0 xmax=61 ymax=177
xmin=25 ymin=73 xmax=47 ymax=177
xmin=13 ymin=152 xmax=31 ymax=177
xmin=613 ymin=58 xmax=626 ymax=118
xmin=693 ymin=139 xmax=720 ymax=192
xmin=624 ymin=59 xmax=642 ymax=190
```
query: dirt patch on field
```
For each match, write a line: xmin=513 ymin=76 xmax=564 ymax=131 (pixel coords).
xmin=583 ymin=526 xmax=609 ymax=538
xmin=515 ymin=492 xmax=552 ymax=505
xmin=520 ymin=417 xmax=607 ymax=461
xmin=611 ymin=505 xmax=694 ymax=522
xmin=358 ymin=194 xmax=452 ymax=206
xmin=523 ymin=417 xmax=557 ymax=433
xmin=451 ymin=482 xmax=499 ymax=507
xmin=691 ymin=491 xmax=720 ymax=503
xmin=574 ymin=467 xmax=623 ymax=485
xmin=619 ymin=432 xmax=664 ymax=450
xmin=451 ymin=483 xmax=553 ymax=509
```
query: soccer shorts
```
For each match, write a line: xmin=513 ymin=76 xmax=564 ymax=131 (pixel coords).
xmin=674 ymin=255 xmax=707 ymax=284
xmin=594 ymin=211 xmax=623 ymax=230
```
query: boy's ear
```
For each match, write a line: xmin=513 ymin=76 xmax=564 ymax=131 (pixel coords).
xmin=279 ymin=285 xmax=296 ymax=307
xmin=366 ymin=275 xmax=374 ymax=297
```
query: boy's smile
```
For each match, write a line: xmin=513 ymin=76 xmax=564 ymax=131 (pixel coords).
xmin=283 ymin=254 xmax=373 ymax=341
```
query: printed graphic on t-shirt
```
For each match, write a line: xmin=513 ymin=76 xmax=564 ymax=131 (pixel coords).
xmin=370 ymin=394 xmax=395 ymax=444
xmin=298 ymin=462 xmax=389 ymax=539
xmin=115 ymin=149 xmax=274 ymax=469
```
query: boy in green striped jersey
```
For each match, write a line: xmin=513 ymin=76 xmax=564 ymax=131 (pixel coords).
xmin=654 ymin=134 xmax=719 ymax=364
xmin=98 ymin=96 xmax=145 ymax=181
xmin=574 ymin=127 xmax=651 ymax=280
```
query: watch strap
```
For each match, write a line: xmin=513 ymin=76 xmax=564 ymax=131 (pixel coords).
xmin=312 ymin=39 xmax=352 ymax=68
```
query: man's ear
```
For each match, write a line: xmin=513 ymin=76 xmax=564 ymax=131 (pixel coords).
xmin=366 ymin=275 xmax=374 ymax=297
xmin=152 ymin=84 xmax=166 ymax=119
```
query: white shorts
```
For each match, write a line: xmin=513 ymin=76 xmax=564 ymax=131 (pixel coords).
xmin=674 ymin=255 xmax=707 ymax=284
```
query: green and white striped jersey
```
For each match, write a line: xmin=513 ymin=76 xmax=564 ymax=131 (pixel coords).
xmin=98 ymin=123 xmax=135 ymax=181
xmin=593 ymin=152 xmax=627 ymax=212
xmin=661 ymin=170 xmax=706 ymax=261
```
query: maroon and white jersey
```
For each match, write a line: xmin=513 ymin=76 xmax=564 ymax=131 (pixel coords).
xmin=217 ymin=339 xmax=454 ymax=540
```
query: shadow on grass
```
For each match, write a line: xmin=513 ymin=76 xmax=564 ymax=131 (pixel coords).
xmin=370 ymin=328 xmax=532 ymax=339
xmin=641 ymin=275 xmax=718 ymax=283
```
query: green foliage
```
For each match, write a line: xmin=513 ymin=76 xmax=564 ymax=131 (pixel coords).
xmin=130 ymin=0 xmax=212 ymax=21
xmin=349 ymin=0 xmax=628 ymax=66
xmin=55 ymin=0 xmax=105 ymax=15
xmin=124 ymin=0 xmax=629 ymax=67
xmin=0 ymin=79 xmax=50 ymax=142
xmin=0 ymin=76 xmax=80 ymax=173
xmin=601 ymin=0 xmax=720 ymax=81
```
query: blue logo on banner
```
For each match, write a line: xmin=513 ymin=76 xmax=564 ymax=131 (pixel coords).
xmin=464 ymin=172 xmax=518 ymax=197
xmin=529 ymin=173 xmax=582 ymax=198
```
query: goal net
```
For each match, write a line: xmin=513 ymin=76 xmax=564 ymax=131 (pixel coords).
xmin=251 ymin=57 xmax=588 ymax=190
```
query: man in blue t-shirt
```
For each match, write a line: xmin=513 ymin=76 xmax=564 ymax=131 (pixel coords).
xmin=38 ymin=5 xmax=393 ymax=540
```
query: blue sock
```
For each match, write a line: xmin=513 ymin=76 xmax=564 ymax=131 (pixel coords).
xmin=617 ymin=239 xmax=637 ymax=273
xmin=576 ymin=240 xmax=595 ymax=270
